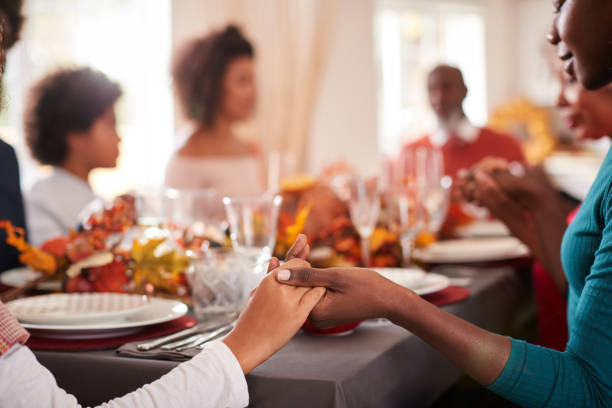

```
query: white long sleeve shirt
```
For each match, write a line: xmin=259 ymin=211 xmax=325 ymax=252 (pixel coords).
xmin=0 ymin=341 xmax=249 ymax=408
xmin=25 ymin=167 xmax=99 ymax=246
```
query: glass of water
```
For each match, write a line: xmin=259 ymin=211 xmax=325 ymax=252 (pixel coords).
xmin=188 ymin=248 xmax=247 ymax=320
xmin=223 ymin=194 xmax=282 ymax=295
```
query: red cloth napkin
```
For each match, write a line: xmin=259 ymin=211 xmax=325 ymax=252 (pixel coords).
xmin=422 ymin=285 xmax=470 ymax=306
xmin=26 ymin=316 xmax=196 ymax=351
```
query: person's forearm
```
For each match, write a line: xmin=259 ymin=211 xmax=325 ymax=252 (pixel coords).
xmin=0 ymin=343 xmax=248 ymax=408
xmin=223 ymin=333 xmax=267 ymax=374
xmin=530 ymin=199 xmax=568 ymax=297
xmin=387 ymin=289 xmax=512 ymax=386
xmin=493 ymin=209 xmax=542 ymax=258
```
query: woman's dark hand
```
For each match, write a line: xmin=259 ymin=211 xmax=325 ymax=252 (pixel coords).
xmin=276 ymin=266 xmax=412 ymax=328
xmin=485 ymin=165 xmax=554 ymax=211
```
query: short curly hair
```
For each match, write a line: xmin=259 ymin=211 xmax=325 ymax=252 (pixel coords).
xmin=25 ymin=67 xmax=122 ymax=166
xmin=0 ymin=0 xmax=24 ymax=49
xmin=172 ymin=25 xmax=254 ymax=127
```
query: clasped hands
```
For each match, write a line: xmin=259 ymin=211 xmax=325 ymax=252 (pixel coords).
xmin=272 ymin=234 xmax=412 ymax=328
xmin=223 ymin=234 xmax=412 ymax=374
xmin=453 ymin=157 xmax=553 ymax=215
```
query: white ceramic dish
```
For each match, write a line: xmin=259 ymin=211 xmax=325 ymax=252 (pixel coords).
xmin=18 ymin=297 xmax=188 ymax=339
xmin=0 ymin=267 xmax=62 ymax=291
xmin=454 ymin=220 xmax=510 ymax=238
xmin=412 ymin=237 xmax=529 ymax=263
xmin=8 ymin=293 xmax=150 ymax=325
xmin=374 ymin=267 xmax=450 ymax=295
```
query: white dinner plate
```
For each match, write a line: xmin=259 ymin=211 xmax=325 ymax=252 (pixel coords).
xmin=8 ymin=293 xmax=150 ymax=325
xmin=374 ymin=267 xmax=449 ymax=295
xmin=454 ymin=220 xmax=510 ymax=238
xmin=412 ymin=237 xmax=529 ymax=263
xmin=0 ymin=267 xmax=62 ymax=291
xmin=17 ymin=297 xmax=188 ymax=339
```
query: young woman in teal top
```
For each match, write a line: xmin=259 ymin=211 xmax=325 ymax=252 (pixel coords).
xmin=269 ymin=1 xmax=612 ymax=406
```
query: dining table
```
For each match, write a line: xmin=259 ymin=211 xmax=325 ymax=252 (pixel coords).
xmin=32 ymin=266 xmax=521 ymax=408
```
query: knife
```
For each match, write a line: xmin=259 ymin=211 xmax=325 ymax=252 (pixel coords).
xmin=137 ymin=313 xmax=238 ymax=351
xmin=175 ymin=323 xmax=235 ymax=352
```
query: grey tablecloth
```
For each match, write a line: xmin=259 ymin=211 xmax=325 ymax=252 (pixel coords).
xmin=34 ymin=268 xmax=519 ymax=407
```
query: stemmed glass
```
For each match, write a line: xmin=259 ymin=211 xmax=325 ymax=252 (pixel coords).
xmin=386 ymin=189 xmax=423 ymax=267
xmin=345 ymin=177 xmax=381 ymax=267
xmin=267 ymin=151 xmax=297 ymax=193
xmin=223 ymin=194 xmax=282 ymax=296
xmin=387 ymin=148 xmax=436 ymax=267
xmin=416 ymin=148 xmax=452 ymax=235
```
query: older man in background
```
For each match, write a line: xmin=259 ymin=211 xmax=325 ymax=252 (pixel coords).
xmin=402 ymin=64 xmax=524 ymax=178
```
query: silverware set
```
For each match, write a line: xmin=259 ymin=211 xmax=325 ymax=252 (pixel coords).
xmin=136 ymin=313 xmax=238 ymax=352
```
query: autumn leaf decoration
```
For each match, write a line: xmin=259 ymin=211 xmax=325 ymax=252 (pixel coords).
xmin=0 ymin=221 xmax=56 ymax=275
xmin=130 ymin=238 xmax=189 ymax=293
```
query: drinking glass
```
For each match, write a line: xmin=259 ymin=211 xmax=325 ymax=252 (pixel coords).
xmin=223 ymin=194 xmax=282 ymax=295
xmin=416 ymin=148 xmax=452 ymax=234
xmin=386 ymin=190 xmax=423 ymax=267
xmin=162 ymin=189 xmax=227 ymax=255
xmin=391 ymin=148 xmax=425 ymax=265
xmin=123 ymin=188 xmax=170 ymax=245
xmin=188 ymin=248 xmax=247 ymax=320
xmin=267 ymin=151 xmax=297 ymax=193
xmin=345 ymin=177 xmax=380 ymax=267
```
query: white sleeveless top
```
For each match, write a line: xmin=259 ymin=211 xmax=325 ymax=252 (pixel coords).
xmin=164 ymin=154 xmax=264 ymax=197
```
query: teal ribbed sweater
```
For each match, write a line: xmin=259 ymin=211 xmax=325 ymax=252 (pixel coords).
xmin=488 ymin=148 xmax=612 ymax=407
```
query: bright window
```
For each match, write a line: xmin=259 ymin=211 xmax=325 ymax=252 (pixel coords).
xmin=0 ymin=0 xmax=173 ymax=199
xmin=375 ymin=0 xmax=487 ymax=154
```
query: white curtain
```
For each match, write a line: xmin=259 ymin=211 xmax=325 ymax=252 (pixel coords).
xmin=172 ymin=0 xmax=341 ymax=171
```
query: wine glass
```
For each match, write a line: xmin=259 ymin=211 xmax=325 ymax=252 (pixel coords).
xmin=385 ymin=190 xmax=423 ymax=267
xmin=391 ymin=148 xmax=426 ymax=265
xmin=267 ymin=151 xmax=297 ymax=193
xmin=416 ymin=148 xmax=451 ymax=235
xmin=345 ymin=177 xmax=381 ymax=267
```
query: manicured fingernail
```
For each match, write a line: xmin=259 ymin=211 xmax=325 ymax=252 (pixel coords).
xmin=277 ymin=269 xmax=290 ymax=281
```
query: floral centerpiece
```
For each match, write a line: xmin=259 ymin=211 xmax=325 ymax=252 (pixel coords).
xmin=1 ymin=196 xmax=189 ymax=297
xmin=274 ymin=176 xmax=402 ymax=267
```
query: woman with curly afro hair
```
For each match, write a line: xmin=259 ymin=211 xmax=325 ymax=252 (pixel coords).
xmin=165 ymin=25 xmax=263 ymax=196
xmin=25 ymin=67 xmax=122 ymax=245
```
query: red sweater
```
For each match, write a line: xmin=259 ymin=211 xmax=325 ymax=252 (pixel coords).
xmin=402 ymin=127 xmax=525 ymax=177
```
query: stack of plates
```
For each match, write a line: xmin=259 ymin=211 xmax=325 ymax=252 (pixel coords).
xmin=7 ymin=293 xmax=188 ymax=339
